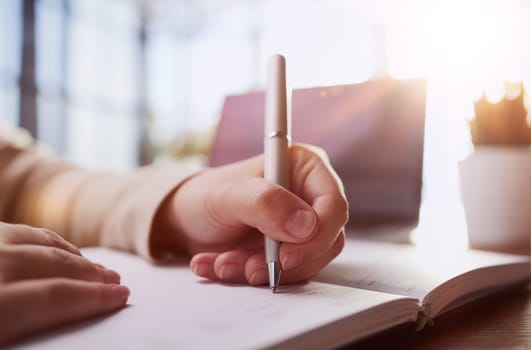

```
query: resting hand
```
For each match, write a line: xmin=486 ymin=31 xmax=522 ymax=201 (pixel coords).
xmin=158 ymin=144 xmax=348 ymax=285
xmin=0 ymin=223 xmax=130 ymax=345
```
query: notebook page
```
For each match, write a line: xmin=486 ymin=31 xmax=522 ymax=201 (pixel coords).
xmin=315 ymin=239 xmax=529 ymax=300
xmin=13 ymin=248 xmax=411 ymax=350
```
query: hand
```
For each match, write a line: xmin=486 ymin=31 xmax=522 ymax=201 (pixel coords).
xmin=0 ymin=223 xmax=130 ymax=345
xmin=158 ymin=144 xmax=348 ymax=285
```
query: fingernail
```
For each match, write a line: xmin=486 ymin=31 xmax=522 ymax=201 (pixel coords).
xmin=104 ymin=269 xmax=121 ymax=284
xmin=285 ymin=209 xmax=316 ymax=238
xmin=192 ymin=263 xmax=211 ymax=277
xmin=72 ymin=247 xmax=83 ymax=256
xmin=219 ymin=264 xmax=238 ymax=280
xmin=111 ymin=285 xmax=130 ymax=304
xmin=282 ymin=251 xmax=303 ymax=270
xmin=249 ymin=269 xmax=268 ymax=286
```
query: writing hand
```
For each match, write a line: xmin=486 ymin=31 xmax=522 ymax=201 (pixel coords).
xmin=0 ymin=223 xmax=130 ymax=344
xmin=158 ymin=144 xmax=348 ymax=285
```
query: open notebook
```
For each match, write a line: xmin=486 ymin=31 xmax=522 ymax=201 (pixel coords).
xmin=209 ymin=79 xmax=426 ymax=227
xmin=14 ymin=240 xmax=529 ymax=350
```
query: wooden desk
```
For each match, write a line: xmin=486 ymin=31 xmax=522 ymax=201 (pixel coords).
xmin=345 ymin=283 xmax=531 ymax=350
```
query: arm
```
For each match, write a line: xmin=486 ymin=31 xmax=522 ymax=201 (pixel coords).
xmin=0 ymin=131 xmax=348 ymax=284
xmin=0 ymin=136 xmax=200 ymax=260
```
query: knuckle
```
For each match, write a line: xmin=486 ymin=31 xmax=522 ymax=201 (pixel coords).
xmin=98 ymin=287 xmax=108 ymax=308
xmin=42 ymin=229 xmax=72 ymax=249
xmin=50 ymin=247 xmax=73 ymax=266
xmin=40 ymin=228 xmax=60 ymax=240
xmin=334 ymin=196 xmax=349 ymax=225
xmin=39 ymin=228 xmax=62 ymax=245
xmin=290 ymin=144 xmax=309 ymax=158
xmin=292 ymin=143 xmax=329 ymax=163
xmin=44 ymin=278 xmax=72 ymax=300
xmin=93 ymin=283 xmax=114 ymax=309
xmin=45 ymin=279 xmax=109 ymax=309
xmin=253 ymin=183 xmax=284 ymax=211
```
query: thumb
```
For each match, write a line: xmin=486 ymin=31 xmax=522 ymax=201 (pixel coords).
xmin=208 ymin=177 xmax=319 ymax=243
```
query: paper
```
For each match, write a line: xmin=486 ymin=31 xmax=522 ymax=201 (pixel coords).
xmin=13 ymin=248 xmax=408 ymax=350
xmin=316 ymin=239 xmax=529 ymax=300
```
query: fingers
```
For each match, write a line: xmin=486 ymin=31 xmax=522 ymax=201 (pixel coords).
xmin=244 ymin=232 xmax=345 ymax=285
xmin=279 ymin=194 xmax=347 ymax=271
xmin=190 ymin=252 xmax=217 ymax=280
xmin=207 ymin=177 xmax=319 ymax=243
xmin=190 ymin=250 xmax=257 ymax=284
xmin=278 ymin=144 xmax=348 ymax=270
xmin=0 ymin=245 xmax=121 ymax=284
xmin=280 ymin=231 xmax=345 ymax=282
xmin=0 ymin=223 xmax=127 ymax=345
xmin=289 ymin=144 xmax=346 ymax=202
xmin=190 ymin=232 xmax=345 ymax=286
xmin=289 ymin=145 xmax=348 ymax=234
xmin=0 ymin=223 xmax=81 ymax=256
xmin=0 ymin=279 xmax=129 ymax=344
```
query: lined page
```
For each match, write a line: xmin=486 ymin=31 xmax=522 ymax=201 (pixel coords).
xmin=316 ymin=239 xmax=529 ymax=300
xmin=14 ymin=248 xmax=411 ymax=350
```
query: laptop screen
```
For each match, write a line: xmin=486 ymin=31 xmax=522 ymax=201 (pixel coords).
xmin=209 ymin=79 xmax=426 ymax=228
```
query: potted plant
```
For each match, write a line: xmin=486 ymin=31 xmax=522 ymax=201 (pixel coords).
xmin=459 ymin=83 xmax=531 ymax=255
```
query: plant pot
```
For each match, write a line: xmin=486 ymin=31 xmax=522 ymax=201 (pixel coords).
xmin=459 ymin=146 xmax=531 ymax=255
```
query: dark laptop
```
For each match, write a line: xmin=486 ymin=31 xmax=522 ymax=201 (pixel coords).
xmin=209 ymin=79 xmax=426 ymax=229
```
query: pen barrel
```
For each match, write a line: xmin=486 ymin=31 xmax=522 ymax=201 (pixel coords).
xmin=264 ymin=54 xmax=290 ymax=265
xmin=265 ymin=55 xmax=288 ymax=137
xmin=264 ymin=131 xmax=290 ymax=263
xmin=265 ymin=235 xmax=281 ymax=264
xmin=264 ymin=136 xmax=290 ymax=187
xmin=264 ymin=54 xmax=290 ymax=189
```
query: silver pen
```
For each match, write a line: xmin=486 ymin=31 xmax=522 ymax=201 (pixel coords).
xmin=264 ymin=54 xmax=290 ymax=293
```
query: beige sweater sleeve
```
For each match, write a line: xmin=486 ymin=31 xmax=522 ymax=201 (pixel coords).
xmin=0 ymin=137 xmax=200 ymax=260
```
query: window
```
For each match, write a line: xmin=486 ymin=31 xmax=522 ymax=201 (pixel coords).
xmin=64 ymin=0 xmax=141 ymax=170
xmin=0 ymin=1 xmax=22 ymax=128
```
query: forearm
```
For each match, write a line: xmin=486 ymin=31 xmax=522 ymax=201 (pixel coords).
xmin=0 ymin=139 xmax=201 ymax=259
xmin=0 ymin=141 xmax=91 ymax=242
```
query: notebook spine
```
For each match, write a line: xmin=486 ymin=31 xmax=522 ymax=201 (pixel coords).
xmin=415 ymin=303 xmax=434 ymax=331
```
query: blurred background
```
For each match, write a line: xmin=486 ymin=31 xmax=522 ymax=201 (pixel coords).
xmin=1 ymin=0 xmax=530 ymax=244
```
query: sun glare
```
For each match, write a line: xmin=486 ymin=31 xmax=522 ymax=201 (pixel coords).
xmin=402 ymin=0 xmax=529 ymax=250
xmin=484 ymin=80 xmax=506 ymax=103
xmin=423 ymin=0 xmax=521 ymax=82
xmin=388 ymin=0 xmax=527 ymax=99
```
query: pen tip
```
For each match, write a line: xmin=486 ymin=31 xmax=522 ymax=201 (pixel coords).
xmin=267 ymin=261 xmax=282 ymax=294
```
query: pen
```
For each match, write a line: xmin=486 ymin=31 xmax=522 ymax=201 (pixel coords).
xmin=264 ymin=54 xmax=290 ymax=293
